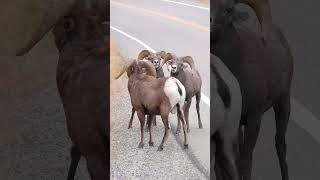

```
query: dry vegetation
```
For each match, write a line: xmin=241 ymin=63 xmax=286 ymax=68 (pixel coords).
xmin=110 ymin=37 xmax=126 ymax=103
xmin=193 ymin=0 xmax=209 ymax=4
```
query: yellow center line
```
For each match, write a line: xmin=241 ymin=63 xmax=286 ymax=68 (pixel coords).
xmin=111 ymin=0 xmax=209 ymax=32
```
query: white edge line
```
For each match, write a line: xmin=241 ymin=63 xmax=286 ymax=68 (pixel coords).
xmin=111 ymin=25 xmax=210 ymax=107
xmin=291 ymin=98 xmax=320 ymax=143
xmin=159 ymin=0 xmax=209 ymax=11
xmin=110 ymin=26 xmax=156 ymax=53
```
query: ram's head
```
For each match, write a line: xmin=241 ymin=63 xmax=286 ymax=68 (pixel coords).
xmin=161 ymin=53 xmax=196 ymax=75
xmin=211 ymin=0 xmax=272 ymax=41
xmin=137 ymin=50 xmax=166 ymax=69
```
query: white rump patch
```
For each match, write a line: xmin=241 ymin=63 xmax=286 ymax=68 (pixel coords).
xmin=163 ymin=77 xmax=186 ymax=113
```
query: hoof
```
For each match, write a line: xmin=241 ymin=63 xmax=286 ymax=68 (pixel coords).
xmin=175 ymin=129 xmax=181 ymax=134
xmin=199 ymin=124 xmax=203 ymax=129
xmin=138 ymin=142 xmax=144 ymax=148
xmin=157 ymin=146 xmax=164 ymax=151
xmin=184 ymin=144 xmax=189 ymax=149
xmin=149 ymin=142 xmax=154 ymax=146
xmin=128 ymin=125 xmax=132 ymax=129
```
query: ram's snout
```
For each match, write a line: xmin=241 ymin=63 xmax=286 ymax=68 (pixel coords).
xmin=171 ymin=64 xmax=178 ymax=73
xmin=153 ymin=59 xmax=160 ymax=68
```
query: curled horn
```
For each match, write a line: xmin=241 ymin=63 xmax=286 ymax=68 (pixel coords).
xmin=137 ymin=50 xmax=152 ymax=60
xmin=160 ymin=52 xmax=175 ymax=67
xmin=239 ymin=0 xmax=272 ymax=41
xmin=156 ymin=50 xmax=167 ymax=59
xmin=138 ymin=61 xmax=157 ymax=77
xmin=181 ymin=56 xmax=196 ymax=70
xmin=115 ymin=59 xmax=136 ymax=79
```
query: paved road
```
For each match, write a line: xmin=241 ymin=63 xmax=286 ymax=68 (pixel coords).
xmin=110 ymin=0 xmax=210 ymax=179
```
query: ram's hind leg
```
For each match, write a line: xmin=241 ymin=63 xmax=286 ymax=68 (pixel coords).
xmin=67 ymin=144 xmax=81 ymax=180
xmin=273 ymin=95 xmax=290 ymax=180
xmin=184 ymin=99 xmax=192 ymax=132
xmin=213 ymin=133 xmax=227 ymax=180
xmin=176 ymin=112 xmax=181 ymax=134
xmin=240 ymin=113 xmax=262 ymax=180
xmin=153 ymin=116 xmax=157 ymax=126
xmin=177 ymin=104 xmax=188 ymax=148
xmin=196 ymin=92 xmax=203 ymax=129
xmin=222 ymin=132 xmax=240 ymax=180
xmin=210 ymin=136 xmax=216 ymax=180
xmin=86 ymin=153 xmax=108 ymax=180
xmin=158 ymin=106 xmax=170 ymax=151
xmin=128 ymin=108 xmax=135 ymax=129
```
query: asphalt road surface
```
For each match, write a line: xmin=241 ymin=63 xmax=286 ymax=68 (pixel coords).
xmin=110 ymin=0 xmax=210 ymax=179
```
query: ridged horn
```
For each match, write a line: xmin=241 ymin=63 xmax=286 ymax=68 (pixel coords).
xmin=137 ymin=50 xmax=152 ymax=60
xmin=160 ymin=52 xmax=176 ymax=67
xmin=239 ymin=0 xmax=272 ymax=40
xmin=115 ymin=59 xmax=136 ymax=79
xmin=138 ymin=60 xmax=157 ymax=77
xmin=155 ymin=50 xmax=167 ymax=59
xmin=180 ymin=56 xmax=196 ymax=70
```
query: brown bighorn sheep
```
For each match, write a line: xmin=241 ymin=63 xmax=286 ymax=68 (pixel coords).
xmin=212 ymin=0 xmax=293 ymax=180
xmin=53 ymin=10 xmax=109 ymax=180
xmin=13 ymin=0 xmax=109 ymax=179
xmin=138 ymin=50 xmax=166 ymax=78
xmin=211 ymin=54 xmax=242 ymax=180
xmin=161 ymin=53 xmax=203 ymax=133
xmin=127 ymin=50 xmax=167 ymax=129
xmin=116 ymin=60 xmax=188 ymax=151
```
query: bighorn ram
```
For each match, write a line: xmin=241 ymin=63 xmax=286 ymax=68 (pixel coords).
xmin=53 ymin=10 xmax=109 ymax=180
xmin=211 ymin=54 xmax=242 ymax=180
xmin=127 ymin=50 xmax=167 ymax=129
xmin=13 ymin=0 xmax=110 ymax=179
xmin=138 ymin=50 xmax=166 ymax=78
xmin=211 ymin=0 xmax=293 ymax=180
xmin=161 ymin=53 xmax=203 ymax=133
xmin=116 ymin=60 xmax=188 ymax=151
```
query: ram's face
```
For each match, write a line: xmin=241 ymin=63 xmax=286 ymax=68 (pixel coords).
xmin=152 ymin=57 xmax=162 ymax=69
xmin=170 ymin=60 xmax=184 ymax=74
xmin=144 ymin=56 xmax=161 ymax=69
